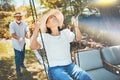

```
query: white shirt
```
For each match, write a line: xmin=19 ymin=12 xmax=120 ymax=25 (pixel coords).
xmin=37 ymin=29 xmax=75 ymax=67
xmin=9 ymin=21 xmax=29 ymax=51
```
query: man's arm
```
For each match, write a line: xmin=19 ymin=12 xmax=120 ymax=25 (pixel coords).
xmin=9 ymin=22 xmax=24 ymax=41
xmin=12 ymin=33 xmax=24 ymax=41
xmin=25 ymin=31 xmax=30 ymax=39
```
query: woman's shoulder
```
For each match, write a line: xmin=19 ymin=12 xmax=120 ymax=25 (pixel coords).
xmin=38 ymin=33 xmax=49 ymax=38
xmin=61 ymin=28 xmax=71 ymax=34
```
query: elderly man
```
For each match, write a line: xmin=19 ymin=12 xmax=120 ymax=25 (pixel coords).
xmin=9 ymin=12 xmax=30 ymax=76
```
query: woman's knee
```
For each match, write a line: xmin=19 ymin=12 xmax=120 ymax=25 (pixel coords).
xmin=71 ymin=65 xmax=91 ymax=80
xmin=48 ymin=67 xmax=72 ymax=80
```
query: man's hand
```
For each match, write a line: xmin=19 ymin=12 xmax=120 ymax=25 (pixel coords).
xmin=19 ymin=37 xmax=24 ymax=42
xmin=25 ymin=31 xmax=30 ymax=39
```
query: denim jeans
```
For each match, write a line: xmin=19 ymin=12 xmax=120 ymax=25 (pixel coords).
xmin=48 ymin=63 xmax=92 ymax=80
xmin=14 ymin=44 xmax=25 ymax=73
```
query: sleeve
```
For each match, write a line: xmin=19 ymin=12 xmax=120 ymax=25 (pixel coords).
xmin=37 ymin=34 xmax=43 ymax=49
xmin=63 ymin=29 xmax=75 ymax=42
xmin=9 ymin=22 xmax=15 ymax=34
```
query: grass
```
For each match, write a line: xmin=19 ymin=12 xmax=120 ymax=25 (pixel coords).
xmin=0 ymin=39 xmax=47 ymax=80
xmin=0 ymin=40 xmax=14 ymax=58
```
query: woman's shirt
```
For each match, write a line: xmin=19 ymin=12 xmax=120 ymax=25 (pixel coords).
xmin=37 ymin=29 xmax=75 ymax=67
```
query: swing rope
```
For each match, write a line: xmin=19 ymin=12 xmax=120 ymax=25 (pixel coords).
xmin=29 ymin=0 xmax=50 ymax=80
xmin=69 ymin=0 xmax=80 ymax=65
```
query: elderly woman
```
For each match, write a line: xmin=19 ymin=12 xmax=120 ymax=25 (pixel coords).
xmin=30 ymin=9 xmax=92 ymax=80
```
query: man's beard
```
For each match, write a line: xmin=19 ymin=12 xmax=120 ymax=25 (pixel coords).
xmin=16 ymin=20 xmax=21 ymax=24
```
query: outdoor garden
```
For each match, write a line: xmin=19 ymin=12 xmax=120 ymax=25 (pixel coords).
xmin=0 ymin=0 xmax=120 ymax=80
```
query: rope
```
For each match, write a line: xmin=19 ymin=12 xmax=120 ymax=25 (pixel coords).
xmin=32 ymin=0 xmax=38 ymax=19
xmin=73 ymin=16 xmax=80 ymax=66
xmin=29 ymin=0 xmax=35 ymax=22
xmin=29 ymin=0 xmax=50 ymax=79
xmin=69 ymin=0 xmax=80 ymax=65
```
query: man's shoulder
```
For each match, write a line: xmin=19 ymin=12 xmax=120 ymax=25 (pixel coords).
xmin=21 ymin=21 xmax=27 ymax=25
xmin=9 ymin=21 xmax=16 ymax=27
xmin=10 ymin=21 xmax=15 ymax=24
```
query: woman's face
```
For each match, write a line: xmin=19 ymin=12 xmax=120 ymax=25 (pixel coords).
xmin=46 ymin=15 xmax=59 ymax=28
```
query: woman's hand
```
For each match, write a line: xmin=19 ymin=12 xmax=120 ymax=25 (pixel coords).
xmin=30 ymin=20 xmax=41 ymax=50
xmin=35 ymin=20 xmax=41 ymax=30
xmin=35 ymin=19 xmax=46 ymax=33
xmin=71 ymin=16 xmax=78 ymax=27
xmin=71 ymin=16 xmax=82 ymax=41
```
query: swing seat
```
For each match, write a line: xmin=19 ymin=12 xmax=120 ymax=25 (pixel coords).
xmin=75 ymin=49 xmax=120 ymax=80
xmin=101 ymin=45 xmax=120 ymax=76
xmin=33 ymin=49 xmax=48 ymax=71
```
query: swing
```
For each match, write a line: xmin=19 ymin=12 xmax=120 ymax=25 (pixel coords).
xmin=29 ymin=0 xmax=81 ymax=80
xmin=29 ymin=0 xmax=49 ymax=79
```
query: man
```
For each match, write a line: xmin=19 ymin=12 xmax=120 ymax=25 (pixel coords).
xmin=9 ymin=12 xmax=30 ymax=76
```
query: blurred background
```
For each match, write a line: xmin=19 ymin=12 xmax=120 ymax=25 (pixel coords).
xmin=0 ymin=0 xmax=120 ymax=80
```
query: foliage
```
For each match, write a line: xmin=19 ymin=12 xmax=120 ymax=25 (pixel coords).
xmin=39 ymin=0 xmax=63 ymax=8
xmin=0 ymin=11 xmax=13 ymax=39
xmin=0 ymin=0 xmax=15 ymax=11
xmin=38 ymin=0 xmax=91 ymax=27
xmin=16 ymin=6 xmax=32 ymax=17
xmin=0 ymin=11 xmax=12 ymax=19
xmin=0 ymin=28 xmax=11 ymax=39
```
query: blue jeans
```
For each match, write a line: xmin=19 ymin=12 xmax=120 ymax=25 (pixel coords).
xmin=14 ymin=44 xmax=25 ymax=73
xmin=48 ymin=63 xmax=92 ymax=80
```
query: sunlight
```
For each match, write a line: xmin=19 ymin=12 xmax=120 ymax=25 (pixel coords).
xmin=94 ymin=0 xmax=117 ymax=7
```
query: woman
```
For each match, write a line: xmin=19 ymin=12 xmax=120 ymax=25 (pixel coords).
xmin=30 ymin=9 xmax=92 ymax=80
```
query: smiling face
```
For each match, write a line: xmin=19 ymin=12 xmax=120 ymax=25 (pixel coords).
xmin=46 ymin=15 xmax=59 ymax=29
xmin=14 ymin=16 xmax=22 ymax=21
xmin=14 ymin=16 xmax=22 ymax=24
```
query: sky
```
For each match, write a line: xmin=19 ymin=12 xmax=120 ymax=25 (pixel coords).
xmin=14 ymin=0 xmax=39 ymax=7
xmin=14 ymin=0 xmax=29 ymax=7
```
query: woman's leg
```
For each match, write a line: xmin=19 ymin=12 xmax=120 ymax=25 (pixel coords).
xmin=48 ymin=66 xmax=73 ymax=80
xmin=66 ymin=63 xmax=92 ymax=80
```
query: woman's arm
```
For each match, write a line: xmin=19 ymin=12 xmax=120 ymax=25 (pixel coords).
xmin=30 ymin=21 xmax=41 ymax=50
xmin=74 ymin=26 xmax=82 ymax=41
xmin=71 ymin=16 xmax=82 ymax=41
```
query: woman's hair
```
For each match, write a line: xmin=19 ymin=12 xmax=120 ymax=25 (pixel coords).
xmin=46 ymin=27 xmax=62 ymax=34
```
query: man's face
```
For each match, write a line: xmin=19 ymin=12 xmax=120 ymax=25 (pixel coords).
xmin=14 ymin=16 xmax=22 ymax=21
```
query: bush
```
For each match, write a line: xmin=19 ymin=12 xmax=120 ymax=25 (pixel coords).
xmin=0 ymin=11 xmax=12 ymax=19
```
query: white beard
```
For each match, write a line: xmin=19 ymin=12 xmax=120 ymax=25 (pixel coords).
xmin=16 ymin=20 xmax=21 ymax=24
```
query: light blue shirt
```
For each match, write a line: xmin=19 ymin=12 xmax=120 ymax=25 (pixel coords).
xmin=9 ymin=21 xmax=29 ymax=51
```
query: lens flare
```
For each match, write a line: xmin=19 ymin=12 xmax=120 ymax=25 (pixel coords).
xmin=93 ymin=0 xmax=117 ymax=7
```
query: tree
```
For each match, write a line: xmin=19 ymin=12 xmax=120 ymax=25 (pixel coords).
xmin=0 ymin=0 xmax=15 ymax=11
xmin=38 ymin=0 xmax=88 ymax=26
